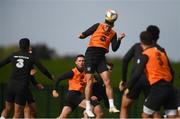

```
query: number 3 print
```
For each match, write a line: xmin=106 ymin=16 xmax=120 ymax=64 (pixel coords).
xmin=16 ymin=59 xmax=24 ymax=68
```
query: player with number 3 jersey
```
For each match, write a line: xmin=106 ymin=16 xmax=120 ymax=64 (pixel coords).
xmin=0 ymin=38 xmax=53 ymax=118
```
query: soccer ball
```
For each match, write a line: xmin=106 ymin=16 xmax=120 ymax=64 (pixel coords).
xmin=105 ymin=9 xmax=118 ymax=22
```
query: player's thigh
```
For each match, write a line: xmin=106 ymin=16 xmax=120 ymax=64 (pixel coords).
xmin=4 ymin=101 xmax=14 ymax=110
xmin=100 ymin=71 xmax=110 ymax=84
xmin=97 ymin=57 xmax=108 ymax=74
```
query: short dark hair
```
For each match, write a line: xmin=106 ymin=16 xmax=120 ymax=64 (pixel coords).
xmin=140 ymin=31 xmax=153 ymax=45
xmin=105 ymin=20 xmax=114 ymax=27
xmin=75 ymin=54 xmax=85 ymax=61
xmin=146 ymin=25 xmax=160 ymax=42
xmin=19 ymin=38 xmax=30 ymax=50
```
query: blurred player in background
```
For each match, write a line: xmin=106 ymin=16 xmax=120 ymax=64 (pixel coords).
xmin=23 ymin=68 xmax=44 ymax=118
xmin=52 ymin=54 xmax=103 ymax=118
xmin=0 ymin=38 xmax=53 ymax=118
xmin=125 ymin=31 xmax=177 ymax=118
xmin=119 ymin=25 xmax=162 ymax=118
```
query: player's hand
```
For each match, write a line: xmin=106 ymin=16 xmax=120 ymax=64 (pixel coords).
xmin=92 ymin=77 xmax=97 ymax=83
xmin=30 ymin=69 xmax=37 ymax=76
xmin=124 ymin=88 xmax=129 ymax=95
xmin=119 ymin=32 xmax=126 ymax=41
xmin=119 ymin=80 xmax=126 ymax=91
xmin=78 ymin=33 xmax=85 ymax=39
xmin=36 ymin=83 xmax=44 ymax=90
xmin=90 ymin=96 xmax=98 ymax=101
xmin=52 ymin=90 xmax=59 ymax=98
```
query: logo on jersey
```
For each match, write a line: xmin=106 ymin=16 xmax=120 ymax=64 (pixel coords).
xmin=87 ymin=67 xmax=91 ymax=72
xmin=136 ymin=59 xmax=140 ymax=64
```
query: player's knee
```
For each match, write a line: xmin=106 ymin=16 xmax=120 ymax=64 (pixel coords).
xmin=24 ymin=106 xmax=30 ymax=113
xmin=91 ymin=96 xmax=98 ymax=101
xmin=85 ymin=74 xmax=93 ymax=79
xmin=96 ymin=111 xmax=103 ymax=118
xmin=14 ymin=110 xmax=22 ymax=117
xmin=4 ymin=107 xmax=10 ymax=112
xmin=141 ymin=112 xmax=149 ymax=118
xmin=4 ymin=106 xmax=11 ymax=113
xmin=60 ymin=113 xmax=68 ymax=118
xmin=94 ymin=108 xmax=103 ymax=118
xmin=141 ymin=112 xmax=145 ymax=118
xmin=121 ymin=102 xmax=130 ymax=109
xmin=15 ymin=106 xmax=24 ymax=115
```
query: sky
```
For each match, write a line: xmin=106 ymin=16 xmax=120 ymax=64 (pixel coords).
xmin=0 ymin=0 xmax=180 ymax=61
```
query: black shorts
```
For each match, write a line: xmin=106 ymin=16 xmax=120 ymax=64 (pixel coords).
xmin=6 ymin=85 xmax=28 ymax=106
xmin=65 ymin=90 xmax=99 ymax=110
xmin=127 ymin=74 xmax=150 ymax=100
xmin=64 ymin=90 xmax=85 ymax=110
xmin=6 ymin=78 xmax=31 ymax=106
xmin=85 ymin=47 xmax=108 ymax=73
xmin=144 ymin=80 xmax=177 ymax=111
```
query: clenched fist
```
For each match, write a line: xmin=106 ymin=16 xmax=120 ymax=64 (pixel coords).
xmin=52 ymin=90 xmax=59 ymax=98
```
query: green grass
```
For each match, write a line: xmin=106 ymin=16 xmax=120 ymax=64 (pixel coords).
xmin=1 ymin=58 xmax=180 ymax=118
xmin=1 ymin=58 xmax=180 ymax=86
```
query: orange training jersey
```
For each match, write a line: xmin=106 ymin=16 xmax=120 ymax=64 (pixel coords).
xmin=88 ymin=23 xmax=116 ymax=51
xmin=68 ymin=67 xmax=86 ymax=93
xmin=143 ymin=47 xmax=172 ymax=85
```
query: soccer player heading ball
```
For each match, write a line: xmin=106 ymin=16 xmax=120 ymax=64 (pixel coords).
xmin=105 ymin=9 xmax=118 ymax=26
xmin=79 ymin=9 xmax=125 ymax=117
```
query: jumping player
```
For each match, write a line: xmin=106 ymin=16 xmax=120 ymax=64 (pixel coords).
xmin=79 ymin=9 xmax=125 ymax=117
